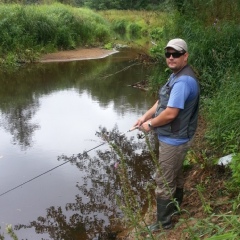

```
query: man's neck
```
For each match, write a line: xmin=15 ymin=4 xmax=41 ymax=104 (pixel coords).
xmin=172 ymin=64 xmax=188 ymax=75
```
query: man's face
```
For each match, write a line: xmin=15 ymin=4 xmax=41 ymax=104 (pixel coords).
xmin=165 ymin=48 xmax=188 ymax=73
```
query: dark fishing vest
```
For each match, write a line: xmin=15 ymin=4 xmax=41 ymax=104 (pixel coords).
xmin=154 ymin=65 xmax=200 ymax=139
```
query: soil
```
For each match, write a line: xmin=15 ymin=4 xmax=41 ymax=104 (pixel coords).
xmin=40 ymin=48 xmax=233 ymax=239
xmin=39 ymin=47 xmax=118 ymax=62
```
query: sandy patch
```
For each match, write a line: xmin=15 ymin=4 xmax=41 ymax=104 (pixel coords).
xmin=39 ymin=48 xmax=118 ymax=63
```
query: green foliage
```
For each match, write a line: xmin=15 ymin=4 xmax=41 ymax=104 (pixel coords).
xmin=0 ymin=3 xmax=111 ymax=65
xmin=190 ymin=23 xmax=240 ymax=96
xmin=102 ymin=42 xmax=112 ymax=50
xmin=203 ymin=74 xmax=240 ymax=155
xmin=128 ymin=23 xmax=142 ymax=38
xmin=174 ymin=0 xmax=240 ymax=24
xmin=150 ymin=27 xmax=164 ymax=42
xmin=111 ymin=19 xmax=127 ymax=35
xmin=181 ymin=213 xmax=240 ymax=240
xmin=80 ymin=0 xmax=164 ymax=10
xmin=152 ymin=17 xmax=240 ymax=96
xmin=206 ymin=233 xmax=238 ymax=240
xmin=99 ymin=10 xmax=167 ymax=41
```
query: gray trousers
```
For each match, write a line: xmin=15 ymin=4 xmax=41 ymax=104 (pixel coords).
xmin=155 ymin=140 xmax=192 ymax=200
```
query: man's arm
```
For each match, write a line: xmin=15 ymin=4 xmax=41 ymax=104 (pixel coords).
xmin=150 ymin=107 xmax=179 ymax=127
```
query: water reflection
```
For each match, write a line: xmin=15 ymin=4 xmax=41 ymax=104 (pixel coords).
xmin=0 ymin=49 xmax=153 ymax=150
xmin=0 ymin=49 xmax=157 ymax=239
xmin=0 ymin=101 xmax=39 ymax=149
xmin=14 ymin=127 xmax=156 ymax=239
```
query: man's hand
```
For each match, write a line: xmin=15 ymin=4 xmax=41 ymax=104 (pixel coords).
xmin=139 ymin=121 xmax=152 ymax=132
xmin=132 ymin=116 xmax=145 ymax=129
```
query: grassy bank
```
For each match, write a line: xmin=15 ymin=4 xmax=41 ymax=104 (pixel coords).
xmin=0 ymin=3 xmax=111 ymax=67
xmin=0 ymin=4 xmax=167 ymax=68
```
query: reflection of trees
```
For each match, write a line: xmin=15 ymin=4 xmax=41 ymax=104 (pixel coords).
xmin=0 ymin=50 xmax=156 ymax=150
xmin=14 ymin=126 xmax=157 ymax=239
xmin=0 ymin=101 xmax=39 ymax=149
xmin=15 ymin=206 xmax=88 ymax=240
xmin=0 ymin=57 xmax=111 ymax=150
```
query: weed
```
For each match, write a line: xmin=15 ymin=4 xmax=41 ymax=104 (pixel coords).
xmin=229 ymin=153 xmax=240 ymax=189
xmin=196 ymin=184 xmax=213 ymax=214
xmin=203 ymin=73 xmax=240 ymax=155
xmin=183 ymin=213 xmax=240 ymax=240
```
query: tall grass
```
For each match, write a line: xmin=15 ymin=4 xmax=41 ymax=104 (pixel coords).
xmin=177 ymin=0 xmax=240 ymax=24
xmin=0 ymin=3 xmax=111 ymax=65
xmin=99 ymin=10 xmax=168 ymax=41
xmin=203 ymin=73 xmax=240 ymax=155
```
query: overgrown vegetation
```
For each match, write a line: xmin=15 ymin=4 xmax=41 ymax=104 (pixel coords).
xmin=0 ymin=0 xmax=240 ymax=239
xmin=0 ymin=3 xmax=111 ymax=67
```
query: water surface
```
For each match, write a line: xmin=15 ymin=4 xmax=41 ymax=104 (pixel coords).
xmin=0 ymin=49 xmax=156 ymax=239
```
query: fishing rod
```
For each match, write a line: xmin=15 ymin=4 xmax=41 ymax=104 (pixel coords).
xmin=0 ymin=126 xmax=139 ymax=198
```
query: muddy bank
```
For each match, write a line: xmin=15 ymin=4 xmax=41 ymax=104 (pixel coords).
xmin=39 ymin=48 xmax=118 ymax=63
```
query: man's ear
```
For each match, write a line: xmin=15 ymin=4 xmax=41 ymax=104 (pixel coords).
xmin=184 ymin=52 xmax=189 ymax=62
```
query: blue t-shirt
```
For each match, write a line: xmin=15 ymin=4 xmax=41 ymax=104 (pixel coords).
xmin=158 ymin=74 xmax=198 ymax=146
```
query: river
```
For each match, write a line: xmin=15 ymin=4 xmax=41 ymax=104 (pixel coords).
xmin=0 ymin=48 xmax=157 ymax=239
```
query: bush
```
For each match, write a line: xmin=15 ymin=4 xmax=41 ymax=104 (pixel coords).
xmin=128 ymin=23 xmax=142 ymax=38
xmin=112 ymin=19 xmax=127 ymax=35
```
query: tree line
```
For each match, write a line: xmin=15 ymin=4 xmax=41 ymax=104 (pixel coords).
xmin=1 ymin=0 xmax=169 ymax=10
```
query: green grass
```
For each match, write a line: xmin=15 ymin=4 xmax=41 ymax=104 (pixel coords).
xmin=99 ymin=10 xmax=168 ymax=41
xmin=0 ymin=3 xmax=111 ymax=65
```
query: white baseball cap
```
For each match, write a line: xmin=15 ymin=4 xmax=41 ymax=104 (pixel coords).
xmin=165 ymin=38 xmax=188 ymax=52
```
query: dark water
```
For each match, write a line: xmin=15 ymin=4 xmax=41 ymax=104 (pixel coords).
xmin=0 ymin=49 xmax=157 ymax=239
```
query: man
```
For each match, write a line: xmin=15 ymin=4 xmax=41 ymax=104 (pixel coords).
xmin=133 ymin=38 xmax=200 ymax=231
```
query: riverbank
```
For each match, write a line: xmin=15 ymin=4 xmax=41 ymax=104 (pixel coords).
xmin=39 ymin=48 xmax=118 ymax=62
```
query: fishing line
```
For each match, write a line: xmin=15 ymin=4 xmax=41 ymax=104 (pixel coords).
xmin=0 ymin=127 xmax=138 ymax=198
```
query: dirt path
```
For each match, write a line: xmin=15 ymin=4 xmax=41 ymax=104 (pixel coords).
xmin=39 ymin=47 xmax=118 ymax=62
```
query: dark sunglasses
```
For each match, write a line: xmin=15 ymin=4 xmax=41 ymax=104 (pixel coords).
xmin=165 ymin=51 xmax=185 ymax=58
